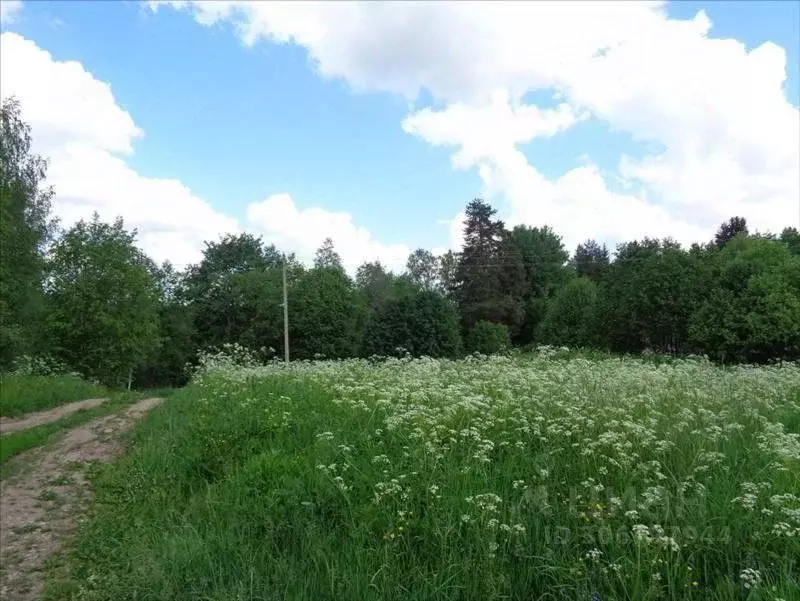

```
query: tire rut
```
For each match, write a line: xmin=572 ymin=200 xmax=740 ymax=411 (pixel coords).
xmin=0 ymin=397 xmax=163 ymax=601
xmin=0 ymin=399 xmax=110 ymax=435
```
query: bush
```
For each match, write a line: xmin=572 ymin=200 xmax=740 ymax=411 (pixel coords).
xmin=467 ymin=320 xmax=510 ymax=355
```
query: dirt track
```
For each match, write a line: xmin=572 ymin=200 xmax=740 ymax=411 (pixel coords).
xmin=0 ymin=398 xmax=110 ymax=435
xmin=0 ymin=397 xmax=163 ymax=601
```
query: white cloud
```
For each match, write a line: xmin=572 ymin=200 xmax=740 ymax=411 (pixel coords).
xmin=155 ymin=0 xmax=800 ymax=251
xmin=0 ymin=0 xmax=23 ymax=25
xmin=403 ymin=100 xmax=708 ymax=252
xmin=1 ymin=30 xmax=410 ymax=271
xmin=247 ymin=193 xmax=409 ymax=273
xmin=403 ymin=92 xmax=583 ymax=171
xmin=148 ymin=1 xmax=663 ymax=103
xmin=1 ymin=32 xmax=239 ymax=267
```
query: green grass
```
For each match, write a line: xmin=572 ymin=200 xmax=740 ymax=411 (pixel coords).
xmin=0 ymin=373 xmax=108 ymax=417
xmin=0 ymin=388 xmax=178 ymax=475
xmin=47 ymin=356 xmax=800 ymax=601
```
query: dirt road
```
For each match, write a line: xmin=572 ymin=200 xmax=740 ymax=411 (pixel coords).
xmin=0 ymin=397 xmax=163 ymax=601
xmin=0 ymin=398 xmax=110 ymax=435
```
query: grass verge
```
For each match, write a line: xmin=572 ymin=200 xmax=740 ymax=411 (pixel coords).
xmin=0 ymin=374 xmax=108 ymax=417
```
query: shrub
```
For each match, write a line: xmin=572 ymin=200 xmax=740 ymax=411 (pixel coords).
xmin=467 ymin=320 xmax=510 ymax=355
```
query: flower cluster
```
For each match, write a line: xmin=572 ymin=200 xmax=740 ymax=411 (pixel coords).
xmin=197 ymin=351 xmax=800 ymax=596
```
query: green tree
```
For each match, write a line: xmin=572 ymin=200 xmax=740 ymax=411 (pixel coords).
xmin=509 ymin=225 xmax=569 ymax=343
xmin=192 ymin=268 xmax=284 ymax=354
xmin=188 ymin=233 xmax=281 ymax=288
xmin=455 ymin=199 xmax=526 ymax=334
xmin=406 ymin=249 xmax=440 ymax=291
xmin=362 ymin=289 xmax=461 ymax=358
xmin=690 ymin=235 xmax=800 ymax=362
xmin=314 ymin=238 xmax=343 ymax=271
xmin=714 ymin=216 xmax=748 ymax=248
xmin=438 ymin=250 xmax=459 ymax=297
xmin=290 ymin=266 xmax=365 ymax=360
xmin=0 ymin=97 xmax=56 ymax=367
xmin=356 ymin=261 xmax=394 ymax=310
xmin=185 ymin=233 xmax=289 ymax=354
xmin=599 ymin=238 xmax=702 ymax=354
xmin=573 ymin=239 xmax=610 ymax=282
xmin=134 ymin=262 xmax=195 ymax=387
xmin=540 ymin=277 xmax=598 ymax=348
xmin=47 ymin=215 xmax=160 ymax=386
xmin=780 ymin=227 xmax=800 ymax=256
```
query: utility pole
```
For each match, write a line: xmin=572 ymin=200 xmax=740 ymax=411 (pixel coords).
xmin=282 ymin=255 xmax=290 ymax=365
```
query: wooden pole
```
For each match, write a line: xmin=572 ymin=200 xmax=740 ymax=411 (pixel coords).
xmin=283 ymin=256 xmax=289 ymax=365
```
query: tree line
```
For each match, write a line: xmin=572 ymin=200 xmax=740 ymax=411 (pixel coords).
xmin=3 ymin=98 xmax=799 ymax=387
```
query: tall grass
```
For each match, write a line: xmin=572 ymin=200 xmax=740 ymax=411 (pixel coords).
xmin=50 ymin=355 xmax=800 ymax=600
xmin=0 ymin=374 xmax=107 ymax=417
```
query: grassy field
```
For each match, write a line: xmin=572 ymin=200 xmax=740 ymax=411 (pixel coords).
xmin=0 ymin=373 xmax=107 ymax=417
xmin=51 ymin=353 xmax=799 ymax=600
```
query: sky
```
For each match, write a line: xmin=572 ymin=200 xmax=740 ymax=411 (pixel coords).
xmin=1 ymin=0 xmax=798 ymax=273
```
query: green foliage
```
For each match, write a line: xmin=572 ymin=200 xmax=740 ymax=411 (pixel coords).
xmin=2 ymin=94 xmax=799 ymax=381
xmin=0 ymin=373 xmax=106 ymax=417
xmin=290 ymin=266 xmax=366 ymax=360
xmin=314 ymin=237 xmax=344 ymax=271
xmin=467 ymin=320 xmax=510 ymax=354
xmin=509 ymin=225 xmax=570 ymax=343
xmin=438 ymin=250 xmax=459 ymax=297
xmin=182 ymin=235 xmax=303 ymax=375
xmin=363 ymin=290 xmax=461 ymax=357
xmin=188 ymin=233 xmax=281 ymax=288
xmin=53 ymin=358 xmax=800 ymax=600
xmin=47 ymin=215 xmax=161 ymax=387
xmin=780 ymin=226 xmax=800 ymax=256
xmin=540 ymin=277 xmax=597 ymax=347
xmin=0 ymin=97 xmax=56 ymax=368
xmin=597 ymin=238 xmax=704 ymax=355
xmin=456 ymin=200 xmax=526 ymax=334
xmin=405 ymin=248 xmax=440 ymax=291
xmin=572 ymin=239 xmax=609 ymax=282
xmin=133 ymin=263 xmax=196 ymax=388
xmin=193 ymin=269 xmax=284 ymax=352
xmin=714 ymin=216 xmax=748 ymax=248
xmin=356 ymin=261 xmax=395 ymax=309
xmin=689 ymin=235 xmax=800 ymax=362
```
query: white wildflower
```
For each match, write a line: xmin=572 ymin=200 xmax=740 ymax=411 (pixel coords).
xmin=739 ymin=567 xmax=761 ymax=589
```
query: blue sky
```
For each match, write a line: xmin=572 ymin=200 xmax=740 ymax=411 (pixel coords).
xmin=1 ymin=0 xmax=798 ymax=270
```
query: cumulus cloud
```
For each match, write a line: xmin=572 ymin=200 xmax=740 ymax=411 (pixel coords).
xmin=1 ymin=30 xmax=411 ymax=271
xmin=0 ymin=0 xmax=23 ymax=25
xmin=403 ymin=92 xmax=583 ymax=171
xmin=154 ymin=0 xmax=800 ymax=252
xmin=0 ymin=32 xmax=239 ymax=267
xmin=247 ymin=193 xmax=409 ymax=273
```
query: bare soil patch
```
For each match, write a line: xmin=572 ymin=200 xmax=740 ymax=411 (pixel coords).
xmin=0 ymin=397 xmax=163 ymax=601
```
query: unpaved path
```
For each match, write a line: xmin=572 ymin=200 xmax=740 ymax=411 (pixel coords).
xmin=0 ymin=397 xmax=163 ymax=601
xmin=0 ymin=398 xmax=110 ymax=435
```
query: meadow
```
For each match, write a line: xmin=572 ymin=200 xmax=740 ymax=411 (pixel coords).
xmin=52 ymin=351 xmax=800 ymax=600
